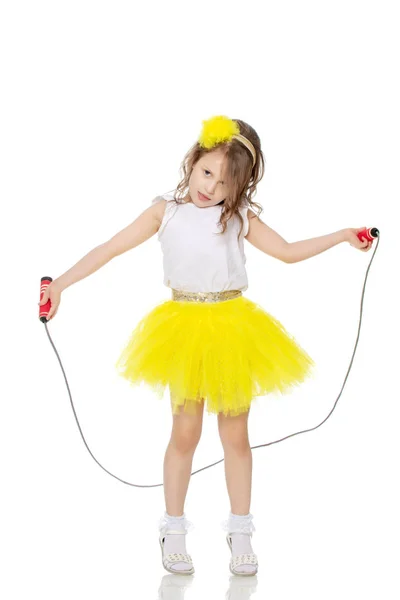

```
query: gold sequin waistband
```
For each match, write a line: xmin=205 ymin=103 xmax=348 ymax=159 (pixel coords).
xmin=171 ymin=289 xmax=243 ymax=303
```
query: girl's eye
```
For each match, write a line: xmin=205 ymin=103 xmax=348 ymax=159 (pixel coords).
xmin=204 ymin=169 xmax=225 ymax=185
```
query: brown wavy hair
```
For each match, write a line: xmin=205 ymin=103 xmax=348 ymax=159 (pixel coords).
xmin=166 ymin=119 xmax=265 ymax=242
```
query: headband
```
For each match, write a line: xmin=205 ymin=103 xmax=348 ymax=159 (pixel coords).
xmin=198 ymin=115 xmax=257 ymax=168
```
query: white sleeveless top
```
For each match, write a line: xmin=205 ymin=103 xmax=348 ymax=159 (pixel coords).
xmin=151 ymin=192 xmax=251 ymax=293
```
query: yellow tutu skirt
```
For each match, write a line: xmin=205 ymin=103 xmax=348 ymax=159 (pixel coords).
xmin=115 ymin=290 xmax=316 ymax=417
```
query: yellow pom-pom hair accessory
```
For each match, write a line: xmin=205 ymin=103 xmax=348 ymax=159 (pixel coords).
xmin=198 ymin=115 xmax=256 ymax=167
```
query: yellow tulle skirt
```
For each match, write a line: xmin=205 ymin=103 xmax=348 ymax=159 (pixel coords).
xmin=115 ymin=292 xmax=316 ymax=417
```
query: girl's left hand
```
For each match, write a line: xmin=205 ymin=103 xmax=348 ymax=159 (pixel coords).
xmin=344 ymin=227 xmax=373 ymax=252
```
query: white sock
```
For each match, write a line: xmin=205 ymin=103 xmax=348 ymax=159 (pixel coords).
xmin=223 ymin=512 xmax=257 ymax=574
xmin=159 ymin=512 xmax=193 ymax=573
xmin=230 ymin=533 xmax=254 ymax=556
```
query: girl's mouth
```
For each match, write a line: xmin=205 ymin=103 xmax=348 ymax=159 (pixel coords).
xmin=198 ymin=192 xmax=211 ymax=201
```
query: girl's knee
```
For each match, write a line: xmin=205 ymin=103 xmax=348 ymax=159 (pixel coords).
xmin=171 ymin=428 xmax=202 ymax=453
xmin=221 ymin=438 xmax=250 ymax=454
xmin=170 ymin=397 xmax=204 ymax=452
xmin=218 ymin=410 xmax=250 ymax=452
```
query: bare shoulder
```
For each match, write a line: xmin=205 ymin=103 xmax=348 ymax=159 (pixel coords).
xmin=103 ymin=198 xmax=168 ymax=259
xmin=244 ymin=207 xmax=258 ymax=236
xmin=151 ymin=197 xmax=168 ymax=226
xmin=244 ymin=207 xmax=289 ymax=262
xmin=246 ymin=207 xmax=258 ymax=220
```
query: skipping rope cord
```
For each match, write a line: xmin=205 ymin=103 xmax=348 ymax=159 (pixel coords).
xmin=41 ymin=234 xmax=379 ymax=488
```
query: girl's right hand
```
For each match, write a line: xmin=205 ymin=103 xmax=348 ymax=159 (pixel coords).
xmin=38 ymin=280 xmax=62 ymax=321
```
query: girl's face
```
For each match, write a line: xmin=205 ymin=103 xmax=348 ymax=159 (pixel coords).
xmin=187 ymin=149 xmax=229 ymax=207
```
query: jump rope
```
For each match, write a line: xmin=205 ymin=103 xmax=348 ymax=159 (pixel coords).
xmin=39 ymin=226 xmax=379 ymax=488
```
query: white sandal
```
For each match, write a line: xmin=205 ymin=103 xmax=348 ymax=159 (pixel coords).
xmin=226 ymin=533 xmax=258 ymax=576
xmin=159 ymin=529 xmax=195 ymax=575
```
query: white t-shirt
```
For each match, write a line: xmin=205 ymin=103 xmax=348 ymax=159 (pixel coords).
xmin=151 ymin=192 xmax=251 ymax=293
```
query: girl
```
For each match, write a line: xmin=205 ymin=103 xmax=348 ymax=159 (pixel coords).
xmin=39 ymin=115 xmax=372 ymax=577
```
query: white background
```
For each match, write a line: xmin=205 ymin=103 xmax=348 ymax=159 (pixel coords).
xmin=1 ymin=0 xmax=399 ymax=598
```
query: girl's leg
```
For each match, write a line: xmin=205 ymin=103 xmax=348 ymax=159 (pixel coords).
xmin=160 ymin=396 xmax=205 ymax=573
xmin=217 ymin=408 xmax=252 ymax=515
xmin=218 ymin=407 xmax=257 ymax=573
xmin=163 ymin=396 xmax=205 ymax=516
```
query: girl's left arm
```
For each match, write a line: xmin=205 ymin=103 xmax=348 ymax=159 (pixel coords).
xmin=245 ymin=211 xmax=373 ymax=263
xmin=286 ymin=227 xmax=373 ymax=263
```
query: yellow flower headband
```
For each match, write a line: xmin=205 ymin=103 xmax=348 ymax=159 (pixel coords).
xmin=198 ymin=115 xmax=256 ymax=168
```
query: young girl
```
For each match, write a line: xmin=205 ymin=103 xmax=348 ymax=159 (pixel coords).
xmin=39 ymin=115 xmax=372 ymax=577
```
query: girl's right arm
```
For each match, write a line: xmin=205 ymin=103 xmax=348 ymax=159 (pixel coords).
xmin=39 ymin=199 xmax=166 ymax=319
